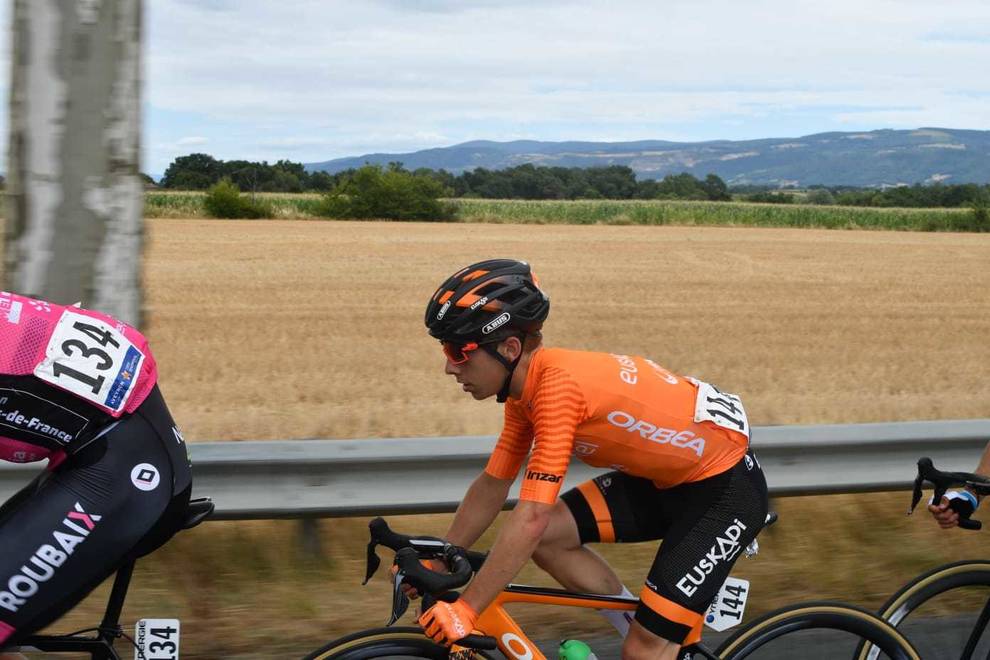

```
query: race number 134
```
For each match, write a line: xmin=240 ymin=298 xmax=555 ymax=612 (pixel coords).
xmin=35 ymin=311 xmax=143 ymax=413
xmin=134 ymin=618 xmax=180 ymax=660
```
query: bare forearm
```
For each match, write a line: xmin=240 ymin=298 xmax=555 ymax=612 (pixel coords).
xmin=445 ymin=472 xmax=512 ymax=548
xmin=461 ymin=500 xmax=550 ymax=613
xmin=967 ymin=441 xmax=990 ymax=504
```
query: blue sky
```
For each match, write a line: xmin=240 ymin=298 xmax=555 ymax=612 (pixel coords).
xmin=1 ymin=0 xmax=989 ymax=176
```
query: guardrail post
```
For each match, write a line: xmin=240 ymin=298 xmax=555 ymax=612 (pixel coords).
xmin=298 ymin=518 xmax=322 ymax=558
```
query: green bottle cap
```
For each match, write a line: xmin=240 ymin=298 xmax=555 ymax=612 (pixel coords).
xmin=559 ymin=639 xmax=597 ymax=660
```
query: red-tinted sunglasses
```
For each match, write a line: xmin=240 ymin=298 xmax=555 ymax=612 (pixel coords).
xmin=441 ymin=340 xmax=482 ymax=364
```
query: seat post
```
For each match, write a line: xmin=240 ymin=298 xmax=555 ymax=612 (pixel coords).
xmin=99 ymin=559 xmax=136 ymax=632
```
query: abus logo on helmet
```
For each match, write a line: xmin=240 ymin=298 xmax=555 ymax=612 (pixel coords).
xmin=482 ymin=312 xmax=510 ymax=335
xmin=436 ymin=300 xmax=452 ymax=320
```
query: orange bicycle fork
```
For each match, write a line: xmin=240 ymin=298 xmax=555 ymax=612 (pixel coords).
xmin=467 ymin=584 xmax=637 ymax=660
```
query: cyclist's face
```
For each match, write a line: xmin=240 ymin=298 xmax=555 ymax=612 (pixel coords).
xmin=443 ymin=341 xmax=507 ymax=400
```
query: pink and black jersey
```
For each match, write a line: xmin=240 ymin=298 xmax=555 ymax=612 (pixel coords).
xmin=0 ymin=292 xmax=158 ymax=463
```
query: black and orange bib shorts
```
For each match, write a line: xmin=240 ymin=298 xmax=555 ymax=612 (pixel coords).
xmin=561 ymin=449 xmax=768 ymax=646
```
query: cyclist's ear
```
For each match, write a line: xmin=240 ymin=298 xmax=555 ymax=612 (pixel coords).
xmin=497 ymin=335 xmax=523 ymax=361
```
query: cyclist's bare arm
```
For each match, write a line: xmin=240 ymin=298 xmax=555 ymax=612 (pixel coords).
xmin=460 ymin=499 xmax=552 ymax=613
xmin=444 ymin=472 xmax=514 ymax=548
xmin=961 ymin=440 xmax=990 ymax=507
xmin=972 ymin=441 xmax=990 ymax=481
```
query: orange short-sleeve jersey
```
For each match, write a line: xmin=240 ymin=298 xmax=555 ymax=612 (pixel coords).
xmin=484 ymin=348 xmax=750 ymax=504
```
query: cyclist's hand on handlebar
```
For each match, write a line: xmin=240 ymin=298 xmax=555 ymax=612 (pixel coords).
xmin=391 ymin=558 xmax=447 ymax=599
xmin=929 ymin=496 xmax=961 ymax=528
xmin=928 ymin=490 xmax=977 ymax=529
xmin=419 ymin=597 xmax=478 ymax=647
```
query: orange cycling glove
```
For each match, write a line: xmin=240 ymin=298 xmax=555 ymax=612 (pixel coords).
xmin=418 ymin=599 xmax=478 ymax=646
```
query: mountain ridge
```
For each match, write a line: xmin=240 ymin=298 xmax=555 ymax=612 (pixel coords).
xmin=305 ymin=128 xmax=990 ymax=187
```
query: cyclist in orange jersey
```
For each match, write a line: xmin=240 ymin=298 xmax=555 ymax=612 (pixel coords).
xmin=417 ymin=259 xmax=769 ymax=660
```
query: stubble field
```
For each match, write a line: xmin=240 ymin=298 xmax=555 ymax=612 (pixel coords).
xmin=13 ymin=218 xmax=990 ymax=656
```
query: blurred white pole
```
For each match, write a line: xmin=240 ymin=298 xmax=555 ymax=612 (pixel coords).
xmin=4 ymin=0 xmax=144 ymax=327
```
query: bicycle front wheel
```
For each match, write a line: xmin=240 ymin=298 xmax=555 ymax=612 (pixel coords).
xmin=304 ymin=626 xmax=496 ymax=660
xmin=716 ymin=601 xmax=920 ymax=660
xmin=858 ymin=560 xmax=990 ymax=660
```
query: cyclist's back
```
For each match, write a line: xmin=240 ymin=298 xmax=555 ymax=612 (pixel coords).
xmin=0 ymin=292 xmax=191 ymax=647
xmin=492 ymin=347 xmax=749 ymax=500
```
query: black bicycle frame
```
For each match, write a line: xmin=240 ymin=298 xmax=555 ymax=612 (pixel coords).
xmin=959 ymin=594 xmax=990 ymax=660
xmin=13 ymin=559 xmax=136 ymax=660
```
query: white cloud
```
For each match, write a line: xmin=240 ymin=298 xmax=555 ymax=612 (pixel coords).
xmin=1 ymin=0 xmax=988 ymax=172
xmin=176 ymin=136 xmax=209 ymax=146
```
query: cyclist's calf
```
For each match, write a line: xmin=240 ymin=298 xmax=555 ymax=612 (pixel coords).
xmin=623 ymin=622 xmax=680 ymax=660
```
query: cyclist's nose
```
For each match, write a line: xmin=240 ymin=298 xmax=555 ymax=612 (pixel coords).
xmin=445 ymin=359 xmax=460 ymax=376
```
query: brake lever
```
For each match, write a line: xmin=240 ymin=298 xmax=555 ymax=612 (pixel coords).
xmin=364 ymin=538 xmax=381 ymax=585
xmin=909 ymin=472 xmax=924 ymax=515
xmin=908 ymin=474 xmax=949 ymax=515
xmin=387 ymin=567 xmax=411 ymax=626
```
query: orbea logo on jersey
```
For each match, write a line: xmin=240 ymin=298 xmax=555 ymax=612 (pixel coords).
xmin=525 ymin=470 xmax=562 ymax=483
xmin=482 ymin=312 xmax=511 ymax=334
xmin=676 ymin=518 xmax=748 ymax=598
xmin=606 ymin=410 xmax=706 ymax=457
xmin=0 ymin=503 xmax=102 ymax=613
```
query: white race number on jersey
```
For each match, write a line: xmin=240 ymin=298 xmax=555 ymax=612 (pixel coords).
xmin=34 ymin=311 xmax=144 ymax=413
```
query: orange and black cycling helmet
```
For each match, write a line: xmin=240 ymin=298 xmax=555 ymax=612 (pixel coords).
xmin=425 ymin=259 xmax=550 ymax=344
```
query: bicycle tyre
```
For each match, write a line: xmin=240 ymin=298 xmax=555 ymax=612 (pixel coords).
xmin=304 ymin=626 xmax=497 ymax=660
xmin=715 ymin=601 xmax=921 ymax=660
xmin=856 ymin=560 xmax=990 ymax=660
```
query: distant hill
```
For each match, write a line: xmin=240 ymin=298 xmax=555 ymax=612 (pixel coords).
xmin=305 ymin=128 xmax=990 ymax=187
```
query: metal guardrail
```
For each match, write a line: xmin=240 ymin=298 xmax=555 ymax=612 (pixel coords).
xmin=1 ymin=420 xmax=988 ymax=520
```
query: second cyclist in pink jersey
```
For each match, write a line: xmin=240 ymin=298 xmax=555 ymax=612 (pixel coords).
xmin=0 ymin=292 xmax=191 ymax=649
xmin=416 ymin=260 xmax=769 ymax=660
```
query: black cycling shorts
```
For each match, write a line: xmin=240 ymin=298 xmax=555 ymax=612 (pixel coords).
xmin=0 ymin=385 xmax=191 ymax=646
xmin=561 ymin=450 xmax=768 ymax=646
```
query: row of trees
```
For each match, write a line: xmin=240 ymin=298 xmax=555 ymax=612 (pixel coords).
xmin=159 ymin=154 xmax=732 ymax=201
xmin=415 ymin=165 xmax=731 ymax=201
xmin=741 ymin=184 xmax=990 ymax=208
xmin=824 ymin=183 xmax=990 ymax=208
xmin=197 ymin=164 xmax=986 ymax=229
xmin=157 ymin=153 xmax=990 ymax=208
xmin=160 ymin=153 xmax=343 ymax=192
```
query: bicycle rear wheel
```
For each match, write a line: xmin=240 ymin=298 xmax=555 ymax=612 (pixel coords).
xmin=858 ymin=560 xmax=990 ymax=660
xmin=305 ymin=626 xmax=496 ymax=660
xmin=715 ymin=601 xmax=920 ymax=660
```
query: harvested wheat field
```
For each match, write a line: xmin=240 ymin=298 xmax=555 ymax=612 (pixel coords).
xmin=19 ymin=219 xmax=990 ymax=656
